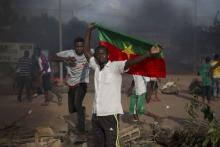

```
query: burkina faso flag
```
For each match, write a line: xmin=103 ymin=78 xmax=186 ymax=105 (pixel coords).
xmin=95 ymin=23 xmax=166 ymax=78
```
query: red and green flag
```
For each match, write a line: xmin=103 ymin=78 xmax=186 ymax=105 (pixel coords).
xmin=95 ymin=24 xmax=166 ymax=78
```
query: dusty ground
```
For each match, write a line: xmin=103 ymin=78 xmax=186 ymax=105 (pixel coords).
xmin=0 ymin=74 xmax=220 ymax=145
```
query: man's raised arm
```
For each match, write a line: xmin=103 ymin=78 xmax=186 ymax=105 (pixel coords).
xmin=124 ymin=46 xmax=160 ymax=70
xmin=84 ymin=24 xmax=95 ymax=62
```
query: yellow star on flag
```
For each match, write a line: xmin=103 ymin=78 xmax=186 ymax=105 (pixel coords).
xmin=122 ymin=43 xmax=134 ymax=58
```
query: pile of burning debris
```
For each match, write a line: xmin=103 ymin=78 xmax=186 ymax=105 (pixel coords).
xmin=0 ymin=110 xmax=165 ymax=147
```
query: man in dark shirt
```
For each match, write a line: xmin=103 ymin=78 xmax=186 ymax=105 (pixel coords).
xmin=16 ymin=50 xmax=32 ymax=102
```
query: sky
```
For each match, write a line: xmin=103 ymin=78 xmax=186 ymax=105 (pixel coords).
xmin=17 ymin=0 xmax=220 ymax=27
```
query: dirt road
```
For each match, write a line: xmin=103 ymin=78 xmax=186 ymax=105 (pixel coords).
xmin=0 ymin=75 xmax=220 ymax=136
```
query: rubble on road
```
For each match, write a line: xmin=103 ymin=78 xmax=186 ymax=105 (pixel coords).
xmin=161 ymin=81 xmax=180 ymax=95
xmin=21 ymin=127 xmax=61 ymax=147
xmin=0 ymin=112 xmax=168 ymax=147
xmin=120 ymin=125 xmax=141 ymax=146
xmin=188 ymin=78 xmax=202 ymax=95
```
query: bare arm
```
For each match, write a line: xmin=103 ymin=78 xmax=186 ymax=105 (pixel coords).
xmin=84 ymin=24 xmax=96 ymax=62
xmin=50 ymin=55 xmax=76 ymax=67
xmin=124 ymin=52 xmax=150 ymax=70
xmin=124 ymin=46 xmax=160 ymax=70
xmin=51 ymin=55 xmax=65 ymax=62
xmin=124 ymin=46 xmax=161 ymax=70
xmin=50 ymin=55 xmax=74 ymax=62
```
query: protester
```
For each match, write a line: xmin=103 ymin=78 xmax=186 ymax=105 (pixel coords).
xmin=127 ymin=75 xmax=150 ymax=122
xmin=147 ymin=45 xmax=163 ymax=103
xmin=211 ymin=54 xmax=220 ymax=99
xmin=38 ymin=48 xmax=62 ymax=106
xmin=31 ymin=48 xmax=42 ymax=97
xmin=198 ymin=56 xmax=212 ymax=104
xmin=52 ymin=37 xmax=90 ymax=141
xmin=84 ymin=24 xmax=159 ymax=147
xmin=16 ymin=50 xmax=32 ymax=102
xmin=147 ymin=77 xmax=160 ymax=103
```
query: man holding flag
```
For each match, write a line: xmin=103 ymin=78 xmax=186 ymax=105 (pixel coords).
xmin=84 ymin=23 xmax=165 ymax=147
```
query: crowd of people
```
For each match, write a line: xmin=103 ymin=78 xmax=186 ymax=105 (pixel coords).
xmin=16 ymin=47 xmax=62 ymax=105
xmin=15 ymin=24 xmax=163 ymax=146
xmin=14 ymin=22 xmax=220 ymax=146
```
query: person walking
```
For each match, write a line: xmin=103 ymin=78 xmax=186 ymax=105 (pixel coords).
xmin=16 ymin=50 xmax=32 ymax=102
xmin=199 ymin=56 xmax=212 ymax=104
xmin=127 ymin=75 xmax=150 ymax=122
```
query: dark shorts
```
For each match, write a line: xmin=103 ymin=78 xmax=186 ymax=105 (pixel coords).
xmin=42 ymin=73 xmax=51 ymax=91
xmin=92 ymin=114 xmax=120 ymax=147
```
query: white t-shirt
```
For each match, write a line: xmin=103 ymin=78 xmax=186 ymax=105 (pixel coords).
xmin=56 ymin=50 xmax=90 ymax=86
xmin=89 ymin=57 xmax=126 ymax=116
xmin=133 ymin=75 xmax=150 ymax=95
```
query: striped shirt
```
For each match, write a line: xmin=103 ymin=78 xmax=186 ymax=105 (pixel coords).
xmin=56 ymin=50 xmax=90 ymax=86
xmin=17 ymin=56 xmax=32 ymax=77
